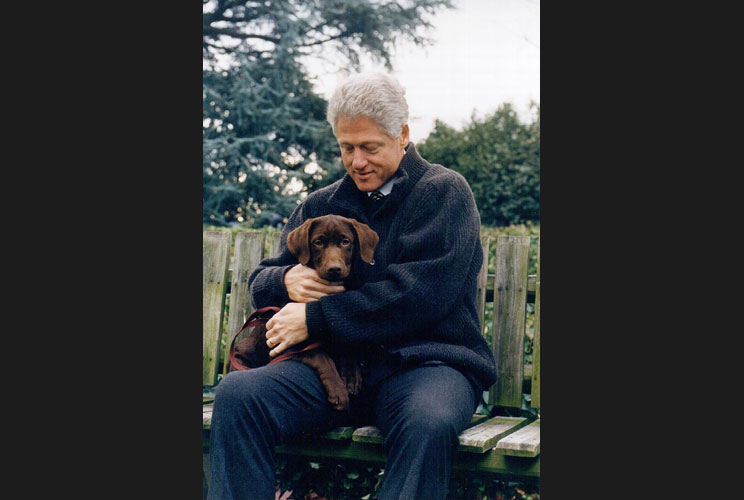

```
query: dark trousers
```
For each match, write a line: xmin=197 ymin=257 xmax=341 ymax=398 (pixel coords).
xmin=207 ymin=358 xmax=478 ymax=500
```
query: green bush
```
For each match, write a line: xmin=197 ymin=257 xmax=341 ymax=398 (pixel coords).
xmin=418 ymin=104 xmax=540 ymax=227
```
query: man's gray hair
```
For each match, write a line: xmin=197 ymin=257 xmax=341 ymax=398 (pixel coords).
xmin=326 ymin=73 xmax=409 ymax=139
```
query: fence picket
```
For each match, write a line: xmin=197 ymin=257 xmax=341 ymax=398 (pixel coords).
xmin=203 ymin=231 xmax=231 ymax=386
xmin=490 ymin=236 xmax=530 ymax=408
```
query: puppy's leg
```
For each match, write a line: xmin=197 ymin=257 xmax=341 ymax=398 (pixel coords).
xmin=337 ymin=359 xmax=362 ymax=396
xmin=297 ymin=351 xmax=350 ymax=411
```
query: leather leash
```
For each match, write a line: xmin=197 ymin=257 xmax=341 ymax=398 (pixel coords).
xmin=228 ymin=306 xmax=322 ymax=371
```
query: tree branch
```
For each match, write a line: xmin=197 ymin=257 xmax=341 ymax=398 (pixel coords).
xmin=300 ymin=32 xmax=348 ymax=48
xmin=203 ymin=25 xmax=280 ymax=44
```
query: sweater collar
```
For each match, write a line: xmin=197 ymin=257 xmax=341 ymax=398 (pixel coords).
xmin=327 ymin=142 xmax=428 ymax=217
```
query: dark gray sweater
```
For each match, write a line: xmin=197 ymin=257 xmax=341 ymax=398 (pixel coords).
xmin=248 ymin=143 xmax=497 ymax=392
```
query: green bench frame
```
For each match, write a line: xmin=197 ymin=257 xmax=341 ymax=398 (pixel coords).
xmin=203 ymin=229 xmax=541 ymax=485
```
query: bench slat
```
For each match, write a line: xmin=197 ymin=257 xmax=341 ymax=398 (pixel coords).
xmin=351 ymin=426 xmax=382 ymax=444
xmin=485 ymin=275 xmax=536 ymax=302
xmin=267 ymin=232 xmax=282 ymax=258
xmin=203 ymin=404 xmax=213 ymax=429
xmin=350 ymin=415 xmax=529 ymax=454
xmin=476 ymin=235 xmax=490 ymax=336
xmin=490 ymin=236 xmax=530 ymax=408
xmin=322 ymin=427 xmax=356 ymax=440
xmin=203 ymin=231 xmax=232 ymax=386
xmin=493 ymin=419 xmax=540 ymax=457
xmin=457 ymin=416 xmax=530 ymax=453
xmin=223 ymin=232 xmax=266 ymax=374
xmin=470 ymin=414 xmax=489 ymax=426
xmin=531 ymin=241 xmax=540 ymax=408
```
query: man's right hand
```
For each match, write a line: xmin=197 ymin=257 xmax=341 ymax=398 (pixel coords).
xmin=284 ymin=264 xmax=345 ymax=302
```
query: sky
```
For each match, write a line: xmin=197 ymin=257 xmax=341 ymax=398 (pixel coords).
xmin=304 ymin=0 xmax=540 ymax=143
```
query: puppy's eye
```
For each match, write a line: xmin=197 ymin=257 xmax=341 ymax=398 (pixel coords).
xmin=312 ymin=239 xmax=324 ymax=247
xmin=340 ymin=238 xmax=351 ymax=246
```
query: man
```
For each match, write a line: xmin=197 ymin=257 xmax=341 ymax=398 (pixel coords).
xmin=207 ymin=72 xmax=497 ymax=500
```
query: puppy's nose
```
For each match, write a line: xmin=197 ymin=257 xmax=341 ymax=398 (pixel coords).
xmin=326 ymin=266 xmax=342 ymax=278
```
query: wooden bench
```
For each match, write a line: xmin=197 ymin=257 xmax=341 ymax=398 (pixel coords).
xmin=203 ymin=229 xmax=541 ymax=488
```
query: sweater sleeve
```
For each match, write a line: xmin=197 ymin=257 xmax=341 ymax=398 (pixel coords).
xmin=247 ymin=204 xmax=307 ymax=309
xmin=306 ymin=171 xmax=482 ymax=347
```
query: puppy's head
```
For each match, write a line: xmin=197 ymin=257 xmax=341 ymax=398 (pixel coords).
xmin=286 ymin=215 xmax=379 ymax=281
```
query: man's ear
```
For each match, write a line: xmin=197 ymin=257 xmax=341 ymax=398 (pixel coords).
xmin=348 ymin=219 xmax=380 ymax=263
xmin=286 ymin=218 xmax=316 ymax=265
xmin=399 ymin=123 xmax=410 ymax=149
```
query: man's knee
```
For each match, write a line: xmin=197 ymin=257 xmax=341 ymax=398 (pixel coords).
xmin=214 ymin=370 xmax=268 ymax=413
xmin=387 ymin=394 xmax=465 ymax=448
xmin=411 ymin=404 xmax=462 ymax=438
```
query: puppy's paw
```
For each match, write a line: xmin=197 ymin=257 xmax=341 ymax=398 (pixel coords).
xmin=325 ymin=383 xmax=350 ymax=411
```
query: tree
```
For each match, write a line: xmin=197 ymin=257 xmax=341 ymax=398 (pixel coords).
xmin=203 ymin=0 xmax=454 ymax=226
xmin=418 ymin=103 xmax=540 ymax=226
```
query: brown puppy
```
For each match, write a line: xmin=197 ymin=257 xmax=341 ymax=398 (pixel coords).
xmin=231 ymin=215 xmax=379 ymax=410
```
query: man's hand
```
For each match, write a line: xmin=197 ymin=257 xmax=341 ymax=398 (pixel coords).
xmin=268 ymin=265 xmax=345 ymax=357
xmin=265 ymin=302 xmax=309 ymax=358
xmin=284 ymin=264 xmax=345 ymax=302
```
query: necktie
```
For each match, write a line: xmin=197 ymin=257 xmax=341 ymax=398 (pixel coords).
xmin=369 ymin=190 xmax=385 ymax=202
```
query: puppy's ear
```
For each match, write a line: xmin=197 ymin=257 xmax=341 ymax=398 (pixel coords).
xmin=348 ymin=219 xmax=379 ymax=263
xmin=286 ymin=218 xmax=316 ymax=265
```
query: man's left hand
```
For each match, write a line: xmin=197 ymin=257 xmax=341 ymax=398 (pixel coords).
xmin=265 ymin=302 xmax=308 ymax=357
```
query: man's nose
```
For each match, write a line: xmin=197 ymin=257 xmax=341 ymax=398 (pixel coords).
xmin=352 ymin=149 xmax=368 ymax=169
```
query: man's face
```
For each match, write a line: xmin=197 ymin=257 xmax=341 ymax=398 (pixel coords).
xmin=335 ymin=115 xmax=409 ymax=192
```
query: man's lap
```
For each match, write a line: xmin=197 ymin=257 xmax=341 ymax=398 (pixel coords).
xmin=214 ymin=358 xmax=478 ymax=441
xmin=373 ymin=362 xmax=478 ymax=438
xmin=214 ymin=360 xmax=353 ymax=441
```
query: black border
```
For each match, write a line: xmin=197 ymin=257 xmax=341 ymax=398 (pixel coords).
xmin=61 ymin=4 xmax=204 ymax=497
